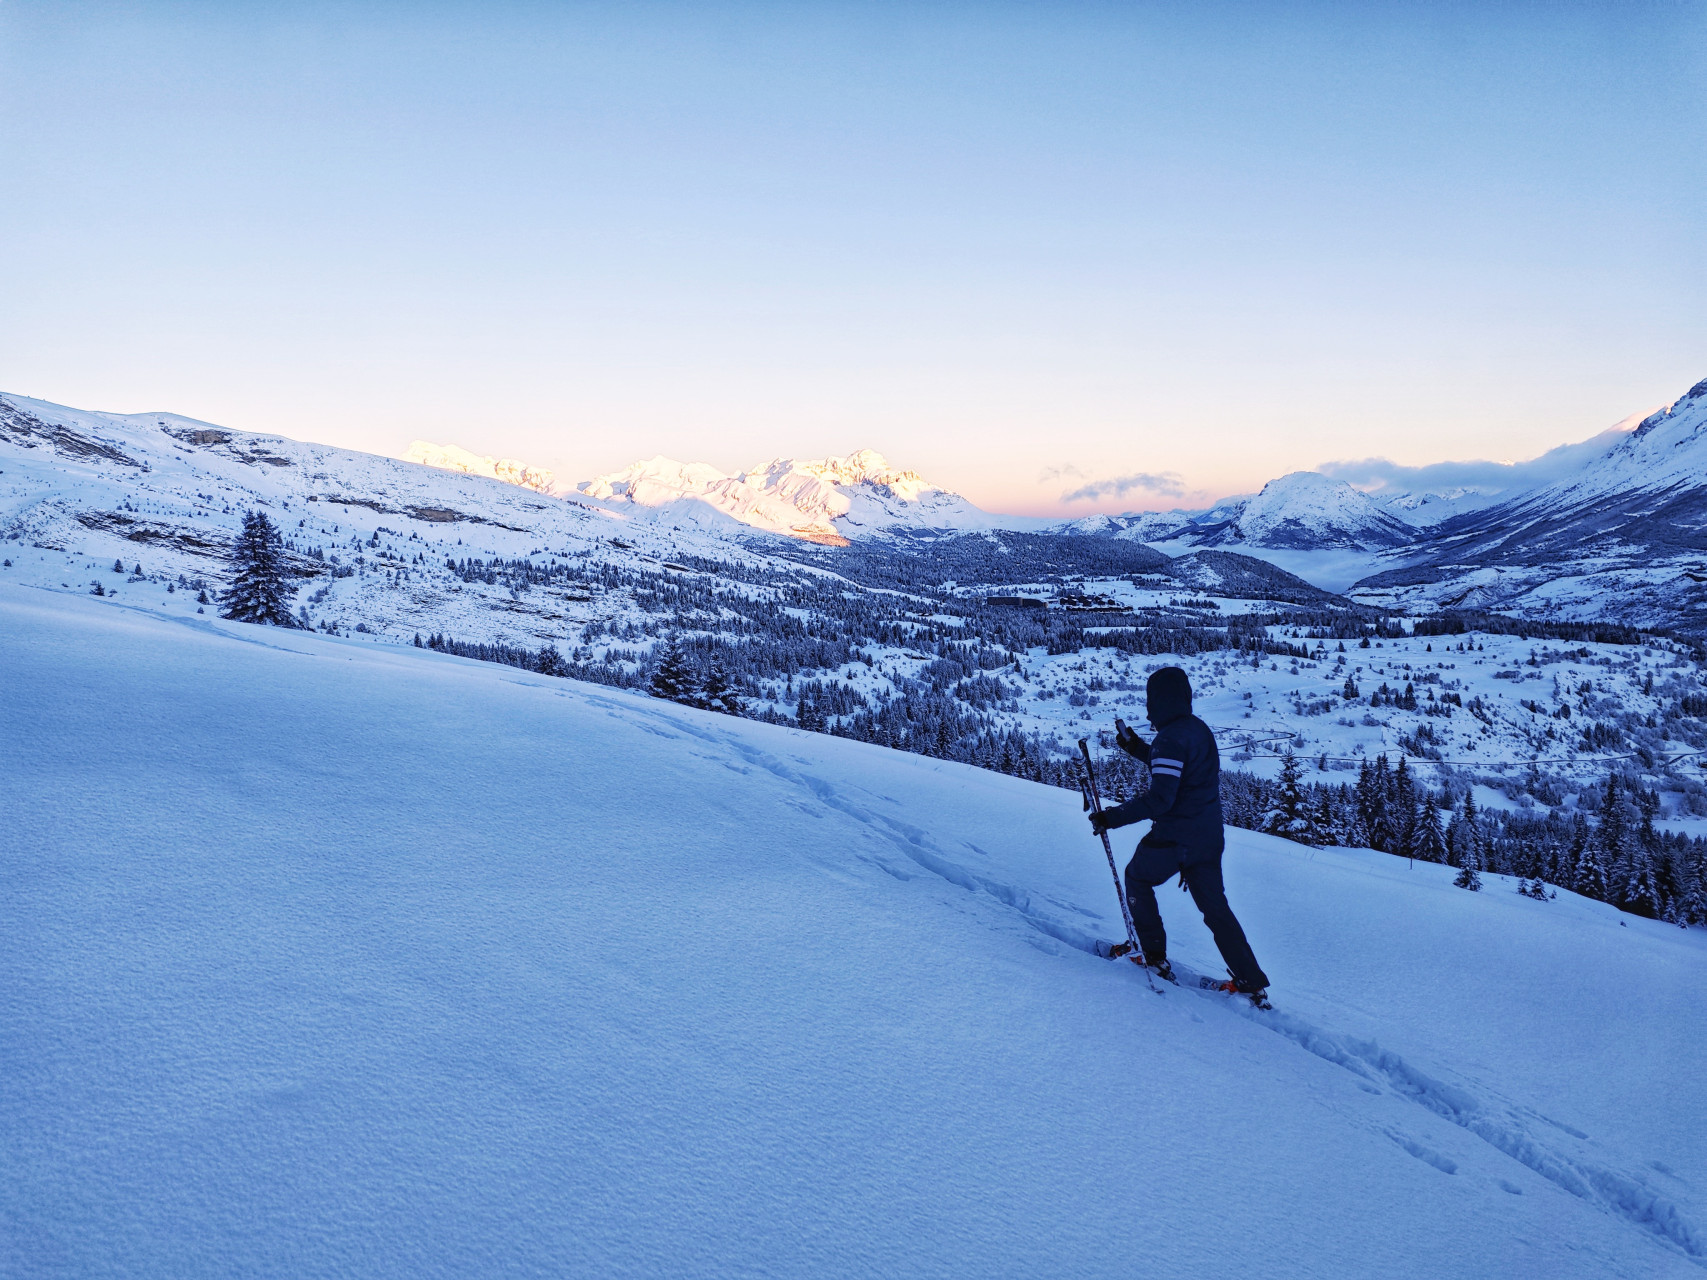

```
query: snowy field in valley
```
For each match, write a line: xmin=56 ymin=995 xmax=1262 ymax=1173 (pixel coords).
xmin=4 ymin=581 xmax=1704 ymax=1278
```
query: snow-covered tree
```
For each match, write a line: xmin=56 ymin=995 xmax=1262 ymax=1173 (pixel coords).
xmin=220 ymin=510 xmax=296 ymax=626
xmin=702 ymin=662 xmax=743 ymax=717
xmin=1677 ymin=857 xmax=1707 ymax=928
xmin=1311 ymin=790 xmax=1339 ymax=846
xmin=1570 ymin=814 xmax=1610 ymax=901
xmin=649 ymin=638 xmax=700 ymax=705
xmin=1413 ymin=796 xmax=1447 ymax=864
xmin=1450 ymin=794 xmax=1482 ymax=889
xmin=1264 ymin=752 xmax=1312 ymax=842
xmin=1391 ymin=758 xmax=1418 ymax=860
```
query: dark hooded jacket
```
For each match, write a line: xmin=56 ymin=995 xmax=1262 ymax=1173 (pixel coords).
xmin=1101 ymin=666 xmax=1225 ymax=851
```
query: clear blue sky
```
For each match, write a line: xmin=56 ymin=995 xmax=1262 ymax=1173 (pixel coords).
xmin=3 ymin=2 xmax=1702 ymax=514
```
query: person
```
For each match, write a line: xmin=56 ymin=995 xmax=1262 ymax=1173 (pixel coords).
xmin=1089 ymin=666 xmax=1270 ymax=998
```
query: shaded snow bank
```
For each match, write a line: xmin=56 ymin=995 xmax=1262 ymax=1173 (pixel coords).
xmin=2 ymin=583 xmax=1703 ymax=1279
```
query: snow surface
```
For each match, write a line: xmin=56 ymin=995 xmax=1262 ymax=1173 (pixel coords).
xmin=1551 ymin=379 xmax=1707 ymax=504
xmin=4 ymin=581 xmax=1704 ymax=1278
xmin=404 ymin=440 xmax=560 ymax=497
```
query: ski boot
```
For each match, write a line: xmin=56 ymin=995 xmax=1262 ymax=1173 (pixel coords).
xmin=1209 ymin=977 xmax=1271 ymax=1010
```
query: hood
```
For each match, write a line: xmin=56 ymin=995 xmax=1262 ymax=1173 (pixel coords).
xmin=1146 ymin=666 xmax=1193 ymax=727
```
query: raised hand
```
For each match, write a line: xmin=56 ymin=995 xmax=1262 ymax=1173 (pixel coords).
xmin=1115 ymin=717 xmax=1147 ymax=758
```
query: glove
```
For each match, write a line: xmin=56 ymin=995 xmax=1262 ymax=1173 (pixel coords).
xmin=1115 ymin=723 xmax=1146 ymax=758
xmin=1089 ymin=809 xmax=1115 ymax=833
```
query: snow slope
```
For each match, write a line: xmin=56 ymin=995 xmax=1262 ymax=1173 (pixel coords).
xmin=4 ymin=582 xmax=1703 ymax=1278
xmin=0 ymin=389 xmax=821 ymax=652
xmin=404 ymin=440 xmax=560 ymax=496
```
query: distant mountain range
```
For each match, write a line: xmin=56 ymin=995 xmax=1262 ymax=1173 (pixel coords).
xmin=400 ymin=373 xmax=1707 ymax=633
xmin=6 ymin=372 xmax=1705 ymax=634
xmin=1354 ymin=377 xmax=1707 ymax=625
xmin=406 ymin=442 xmax=1037 ymax=545
xmin=406 ymin=379 xmax=1695 ymax=557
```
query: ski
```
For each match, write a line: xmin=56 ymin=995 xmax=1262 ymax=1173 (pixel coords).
xmin=1096 ymin=947 xmax=1272 ymax=1009
xmin=1181 ymin=967 xmax=1272 ymax=1010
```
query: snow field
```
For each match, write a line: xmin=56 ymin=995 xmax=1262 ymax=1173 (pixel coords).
xmin=4 ymin=583 xmax=1705 ymax=1277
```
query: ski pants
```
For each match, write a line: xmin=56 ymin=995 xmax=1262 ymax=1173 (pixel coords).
xmin=1124 ymin=834 xmax=1269 ymax=990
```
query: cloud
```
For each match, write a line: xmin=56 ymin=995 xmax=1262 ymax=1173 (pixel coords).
xmin=1317 ymin=423 xmax=1644 ymax=497
xmin=1037 ymin=463 xmax=1084 ymax=483
xmin=1062 ymin=471 xmax=1186 ymax=502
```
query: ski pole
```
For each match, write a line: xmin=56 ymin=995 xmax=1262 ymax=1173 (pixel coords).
xmin=1078 ymin=738 xmax=1156 ymax=992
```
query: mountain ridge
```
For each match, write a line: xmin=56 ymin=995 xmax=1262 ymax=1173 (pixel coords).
xmin=10 ymin=372 xmax=1707 ymax=633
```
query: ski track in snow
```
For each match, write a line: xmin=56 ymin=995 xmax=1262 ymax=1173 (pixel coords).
xmin=590 ymin=692 xmax=1707 ymax=1267
xmin=1237 ymin=996 xmax=1706 ymax=1262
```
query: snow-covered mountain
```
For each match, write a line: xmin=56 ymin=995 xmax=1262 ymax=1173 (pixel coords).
xmin=405 ymin=442 xmax=1035 ymax=545
xmin=578 ymin=447 xmax=1048 ymax=543
xmin=1355 ymin=377 xmax=1707 ymax=626
xmin=1075 ymin=472 xmax=1415 ymax=553
xmin=1051 ymin=377 xmax=1707 ymax=624
xmin=404 ymin=440 xmax=560 ymax=497
xmin=11 ymin=371 xmax=1707 ymax=633
xmin=1213 ymin=471 xmax=1417 ymax=549
xmin=1373 ymin=483 xmax=1510 ymax=525
xmin=1334 ymin=405 xmax=1662 ymax=529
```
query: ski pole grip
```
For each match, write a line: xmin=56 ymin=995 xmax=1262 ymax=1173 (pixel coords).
xmin=1077 ymin=739 xmax=1103 ymax=812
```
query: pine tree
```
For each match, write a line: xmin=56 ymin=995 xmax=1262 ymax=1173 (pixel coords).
xmin=1392 ymin=758 xmax=1418 ymax=862
xmin=702 ymin=663 xmax=743 ymax=717
xmin=1452 ymin=796 xmax=1483 ymax=891
xmin=648 ymin=638 xmax=700 ymax=705
xmin=1677 ymin=854 xmax=1707 ymax=927
xmin=1356 ymin=759 xmax=1388 ymax=851
xmin=1619 ymin=848 xmax=1661 ymax=916
xmin=1413 ymin=795 xmax=1447 ymax=864
xmin=1312 ymin=791 xmax=1339 ymax=846
xmin=220 ymin=510 xmax=296 ymax=625
xmin=1596 ymin=776 xmax=1630 ymax=893
xmin=1338 ymin=783 xmax=1372 ymax=849
xmin=1572 ymin=812 xmax=1611 ymax=902
xmin=1620 ymin=788 xmax=1664 ymax=916
xmin=1450 ymin=794 xmax=1482 ymax=888
xmin=1264 ymin=752 xmax=1311 ymax=842
xmin=1564 ymin=813 xmax=1590 ymax=892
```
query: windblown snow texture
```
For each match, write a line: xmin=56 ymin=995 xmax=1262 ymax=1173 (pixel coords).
xmin=3 ymin=582 xmax=1703 ymax=1278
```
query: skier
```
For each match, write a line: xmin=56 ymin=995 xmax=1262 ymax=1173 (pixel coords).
xmin=1089 ymin=666 xmax=1270 ymax=1000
